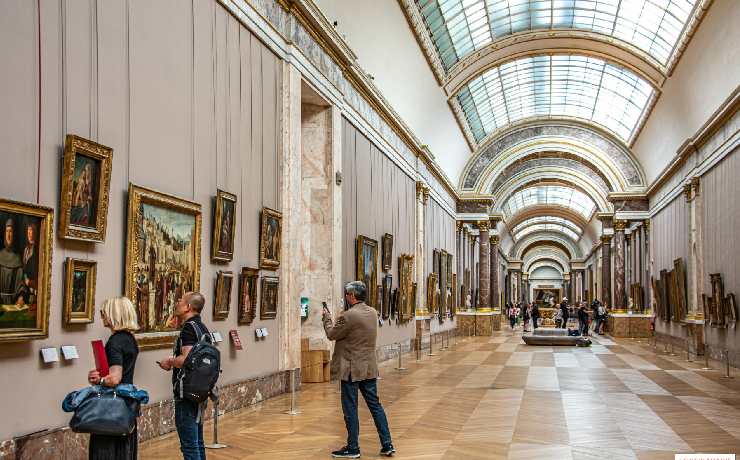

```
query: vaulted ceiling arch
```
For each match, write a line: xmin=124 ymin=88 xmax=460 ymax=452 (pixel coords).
xmin=511 ymin=216 xmax=583 ymax=239
xmin=526 ymin=258 xmax=566 ymax=275
xmin=523 ymin=247 xmax=571 ymax=274
xmin=505 ymin=205 xmax=590 ymax=232
xmin=514 ymin=233 xmax=581 ymax=260
xmin=530 ymin=265 xmax=565 ymax=280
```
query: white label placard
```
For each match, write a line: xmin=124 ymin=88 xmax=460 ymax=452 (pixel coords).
xmin=211 ymin=331 xmax=223 ymax=343
xmin=255 ymin=329 xmax=263 ymax=338
xmin=61 ymin=345 xmax=79 ymax=360
xmin=261 ymin=328 xmax=269 ymax=337
xmin=41 ymin=347 xmax=59 ymax=363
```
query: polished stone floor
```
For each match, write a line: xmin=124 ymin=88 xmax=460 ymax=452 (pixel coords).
xmin=140 ymin=332 xmax=740 ymax=459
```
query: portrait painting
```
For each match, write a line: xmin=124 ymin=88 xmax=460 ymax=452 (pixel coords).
xmin=433 ymin=249 xmax=440 ymax=276
xmin=125 ymin=184 xmax=201 ymax=349
xmin=439 ymin=250 xmax=448 ymax=314
xmin=356 ymin=235 xmax=379 ymax=309
xmin=59 ymin=134 xmax=113 ymax=242
xmin=0 ymin=199 xmax=53 ymax=342
xmin=212 ymin=190 xmax=237 ymax=262
xmin=447 ymin=253 xmax=453 ymax=285
xmin=382 ymin=274 xmax=392 ymax=320
xmin=260 ymin=276 xmax=279 ymax=320
xmin=398 ymin=254 xmax=414 ymax=322
xmin=238 ymin=267 xmax=259 ymax=325
xmin=381 ymin=233 xmax=393 ymax=272
xmin=213 ymin=271 xmax=233 ymax=320
xmin=427 ymin=273 xmax=438 ymax=316
xmin=64 ymin=258 xmax=96 ymax=324
xmin=451 ymin=273 xmax=457 ymax=317
xmin=259 ymin=207 xmax=282 ymax=269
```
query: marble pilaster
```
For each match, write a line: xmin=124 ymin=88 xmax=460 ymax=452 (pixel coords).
xmin=490 ymin=234 xmax=500 ymax=311
xmin=685 ymin=177 xmax=704 ymax=319
xmin=614 ymin=220 xmax=627 ymax=311
xmin=415 ymin=182 xmax=428 ymax=315
xmin=477 ymin=221 xmax=491 ymax=311
xmin=601 ymin=235 xmax=612 ymax=307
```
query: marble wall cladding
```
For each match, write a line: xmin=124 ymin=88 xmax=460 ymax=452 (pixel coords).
xmin=456 ymin=200 xmax=491 ymax=213
xmin=457 ymin=315 xmax=476 ymax=336
xmin=612 ymin=199 xmax=649 ymax=211
xmin=376 ymin=339 xmax=414 ymax=363
xmin=462 ymin=123 xmax=643 ymax=190
xmin=476 ymin=315 xmax=495 ymax=336
xmin=0 ymin=370 xmax=293 ymax=459
xmin=608 ymin=316 xmax=652 ymax=338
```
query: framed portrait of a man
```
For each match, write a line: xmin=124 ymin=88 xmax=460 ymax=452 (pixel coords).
xmin=125 ymin=184 xmax=202 ymax=349
xmin=356 ymin=235 xmax=379 ymax=309
xmin=259 ymin=207 xmax=282 ymax=269
xmin=0 ymin=199 xmax=53 ymax=342
xmin=64 ymin=258 xmax=96 ymax=324
xmin=238 ymin=267 xmax=259 ymax=325
xmin=212 ymin=189 xmax=237 ymax=262
xmin=59 ymin=134 xmax=113 ymax=242
xmin=381 ymin=233 xmax=393 ymax=272
xmin=213 ymin=270 xmax=233 ymax=320
xmin=260 ymin=276 xmax=279 ymax=320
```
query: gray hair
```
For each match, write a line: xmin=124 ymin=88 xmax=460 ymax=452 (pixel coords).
xmin=185 ymin=292 xmax=206 ymax=313
xmin=344 ymin=281 xmax=367 ymax=302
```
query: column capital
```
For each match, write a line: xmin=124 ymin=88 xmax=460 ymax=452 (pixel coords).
xmin=643 ymin=219 xmax=651 ymax=231
xmin=476 ymin=220 xmax=490 ymax=232
xmin=613 ymin=219 xmax=627 ymax=231
xmin=456 ymin=221 xmax=463 ymax=232
xmin=684 ymin=176 xmax=701 ymax=202
xmin=600 ymin=234 xmax=613 ymax=244
xmin=490 ymin=234 xmax=500 ymax=246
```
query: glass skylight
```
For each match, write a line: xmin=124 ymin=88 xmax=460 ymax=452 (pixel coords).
xmin=513 ymin=223 xmax=581 ymax=242
xmin=502 ymin=184 xmax=596 ymax=219
xmin=512 ymin=216 xmax=583 ymax=235
xmin=456 ymin=54 xmax=654 ymax=143
xmin=415 ymin=0 xmax=697 ymax=70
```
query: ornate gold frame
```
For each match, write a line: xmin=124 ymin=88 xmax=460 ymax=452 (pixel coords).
xmin=0 ymin=199 xmax=53 ymax=342
xmin=381 ymin=233 xmax=393 ymax=272
xmin=238 ymin=267 xmax=259 ymax=325
xmin=427 ymin=273 xmax=438 ymax=316
xmin=259 ymin=207 xmax=282 ymax=269
xmin=451 ymin=273 xmax=457 ymax=317
xmin=211 ymin=189 xmax=237 ymax=262
xmin=59 ymin=134 xmax=113 ymax=242
xmin=356 ymin=235 xmax=379 ymax=309
xmin=125 ymin=184 xmax=202 ymax=350
xmin=64 ymin=258 xmax=96 ymax=324
xmin=213 ymin=270 xmax=233 ymax=321
xmin=260 ymin=276 xmax=279 ymax=320
xmin=398 ymin=254 xmax=414 ymax=322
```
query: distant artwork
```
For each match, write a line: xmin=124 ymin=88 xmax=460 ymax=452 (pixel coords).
xmin=0 ymin=199 xmax=53 ymax=342
xmin=382 ymin=274 xmax=392 ymax=320
xmin=398 ymin=254 xmax=414 ymax=322
xmin=356 ymin=235 xmax=379 ymax=309
xmin=381 ymin=233 xmax=393 ymax=272
xmin=64 ymin=258 xmax=96 ymax=324
xmin=125 ymin=184 xmax=201 ymax=349
xmin=260 ymin=276 xmax=279 ymax=320
xmin=433 ymin=249 xmax=440 ymax=276
xmin=212 ymin=190 xmax=237 ymax=262
xmin=59 ymin=134 xmax=113 ymax=242
xmin=451 ymin=273 xmax=457 ymax=317
xmin=447 ymin=253 xmax=453 ymax=285
xmin=213 ymin=271 xmax=233 ymax=320
xmin=439 ymin=250 xmax=448 ymax=316
xmin=238 ymin=267 xmax=259 ymax=325
xmin=259 ymin=207 xmax=282 ymax=269
xmin=427 ymin=273 xmax=438 ymax=316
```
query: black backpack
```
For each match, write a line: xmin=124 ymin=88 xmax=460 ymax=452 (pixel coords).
xmin=174 ymin=322 xmax=221 ymax=403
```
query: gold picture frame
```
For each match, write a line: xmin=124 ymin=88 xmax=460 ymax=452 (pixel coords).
xmin=381 ymin=233 xmax=393 ymax=272
xmin=213 ymin=270 xmax=233 ymax=320
xmin=125 ymin=184 xmax=202 ymax=350
xmin=259 ymin=207 xmax=282 ymax=269
xmin=427 ymin=273 xmax=438 ymax=316
xmin=398 ymin=254 xmax=414 ymax=322
xmin=59 ymin=134 xmax=113 ymax=242
xmin=238 ymin=267 xmax=259 ymax=325
xmin=64 ymin=258 xmax=96 ymax=324
xmin=212 ymin=189 xmax=237 ymax=262
xmin=0 ymin=199 xmax=53 ymax=342
xmin=356 ymin=235 xmax=379 ymax=309
xmin=260 ymin=276 xmax=279 ymax=320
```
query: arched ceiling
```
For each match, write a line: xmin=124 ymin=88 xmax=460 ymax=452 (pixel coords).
xmin=514 ymin=233 xmax=581 ymax=260
xmin=500 ymin=182 xmax=598 ymax=220
xmin=527 ymin=258 xmax=566 ymax=275
xmin=523 ymin=247 xmax=571 ymax=273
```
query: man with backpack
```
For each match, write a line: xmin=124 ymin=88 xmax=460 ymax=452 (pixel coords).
xmin=159 ymin=292 xmax=220 ymax=460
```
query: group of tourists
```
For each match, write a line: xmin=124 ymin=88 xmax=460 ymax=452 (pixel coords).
xmin=506 ymin=297 xmax=610 ymax=336
xmin=505 ymin=302 xmax=541 ymax=332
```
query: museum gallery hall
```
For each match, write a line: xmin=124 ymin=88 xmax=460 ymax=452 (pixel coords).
xmin=1 ymin=0 xmax=740 ymax=459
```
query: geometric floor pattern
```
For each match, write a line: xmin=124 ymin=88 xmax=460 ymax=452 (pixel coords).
xmin=139 ymin=332 xmax=740 ymax=459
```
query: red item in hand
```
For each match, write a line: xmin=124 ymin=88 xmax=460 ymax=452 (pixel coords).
xmin=91 ymin=340 xmax=109 ymax=377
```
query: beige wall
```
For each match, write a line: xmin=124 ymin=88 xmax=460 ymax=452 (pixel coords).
xmin=633 ymin=0 xmax=740 ymax=182
xmin=341 ymin=118 xmax=417 ymax=347
xmin=0 ymin=0 xmax=282 ymax=440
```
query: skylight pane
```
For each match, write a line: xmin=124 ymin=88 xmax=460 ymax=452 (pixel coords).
xmin=502 ymin=184 xmax=596 ymax=219
xmin=415 ymin=0 xmax=698 ymax=70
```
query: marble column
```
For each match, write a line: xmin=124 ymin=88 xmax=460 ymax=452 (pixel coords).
xmin=685 ymin=177 xmax=704 ymax=318
xmin=490 ymin=234 xmax=500 ymax=311
xmin=614 ymin=220 xmax=627 ymax=311
xmin=415 ymin=182 xmax=428 ymax=315
xmin=477 ymin=221 xmax=491 ymax=311
xmin=643 ymin=220 xmax=651 ymax=311
xmin=522 ymin=272 xmax=529 ymax=303
xmin=601 ymin=235 xmax=612 ymax=307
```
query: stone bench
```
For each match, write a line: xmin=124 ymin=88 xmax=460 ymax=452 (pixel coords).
xmin=522 ymin=329 xmax=586 ymax=346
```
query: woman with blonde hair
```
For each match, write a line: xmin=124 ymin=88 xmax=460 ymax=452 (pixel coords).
xmin=86 ymin=296 xmax=140 ymax=460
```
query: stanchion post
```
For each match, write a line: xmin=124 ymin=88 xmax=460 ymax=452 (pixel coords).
xmin=723 ymin=349 xmax=733 ymax=379
xmin=702 ymin=345 xmax=712 ymax=370
xmin=428 ymin=332 xmax=436 ymax=357
xmin=205 ymin=390 xmax=227 ymax=449
xmin=284 ymin=368 xmax=301 ymax=415
xmin=685 ymin=339 xmax=692 ymax=362
xmin=395 ymin=342 xmax=406 ymax=371
xmin=416 ymin=336 xmax=421 ymax=361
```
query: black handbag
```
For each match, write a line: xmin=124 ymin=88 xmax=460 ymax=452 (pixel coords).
xmin=69 ymin=389 xmax=140 ymax=436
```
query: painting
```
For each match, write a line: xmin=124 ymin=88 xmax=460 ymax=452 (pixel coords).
xmin=212 ymin=189 xmax=237 ymax=262
xmin=0 ymin=199 xmax=53 ymax=342
xmin=447 ymin=253 xmax=453 ymax=285
xmin=64 ymin=258 xmax=96 ymax=324
xmin=356 ymin=235 xmax=379 ymax=309
xmin=259 ymin=207 xmax=282 ymax=269
xmin=238 ymin=267 xmax=259 ymax=325
xmin=398 ymin=254 xmax=413 ymax=322
xmin=260 ymin=276 xmax=279 ymax=320
xmin=427 ymin=273 xmax=438 ymax=316
xmin=381 ymin=233 xmax=393 ymax=272
xmin=213 ymin=271 xmax=233 ymax=320
xmin=59 ymin=134 xmax=113 ymax=242
xmin=125 ymin=184 xmax=201 ymax=349
xmin=382 ymin=274 xmax=392 ymax=320
xmin=439 ymin=250 xmax=448 ymax=315
xmin=451 ymin=273 xmax=457 ymax=317
xmin=433 ymin=249 xmax=440 ymax=276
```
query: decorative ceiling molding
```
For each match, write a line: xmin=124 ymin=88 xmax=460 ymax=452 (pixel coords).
xmin=523 ymin=247 xmax=571 ymax=273
xmin=504 ymin=204 xmax=591 ymax=231
xmin=460 ymin=119 xmax=645 ymax=191
xmin=514 ymin=233 xmax=581 ymax=260
xmin=494 ymin=176 xmax=610 ymax=217
xmin=528 ymin=259 xmax=566 ymax=275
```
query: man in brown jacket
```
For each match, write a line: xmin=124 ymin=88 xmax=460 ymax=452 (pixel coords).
xmin=323 ymin=281 xmax=395 ymax=458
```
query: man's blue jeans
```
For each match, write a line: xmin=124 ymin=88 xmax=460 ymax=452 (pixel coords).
xmin=175 ymin=399 xmax=206 ymax=460
xmin=341 ymin=378 xmax=392 ymax=451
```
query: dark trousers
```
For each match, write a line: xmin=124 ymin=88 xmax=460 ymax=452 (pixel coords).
xmin=175 ymin=399 xmax=206 ymax=460
xmin=341 ymin=378 xmax=392 ymax=451
xmin=532 ymin=316 xmax=539 ymax=329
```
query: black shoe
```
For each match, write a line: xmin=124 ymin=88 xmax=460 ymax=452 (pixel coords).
xmin=331 ymin=446 xmax=361 ymax=458
xmin=380 ymin=444 xmax=396 ymax=457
